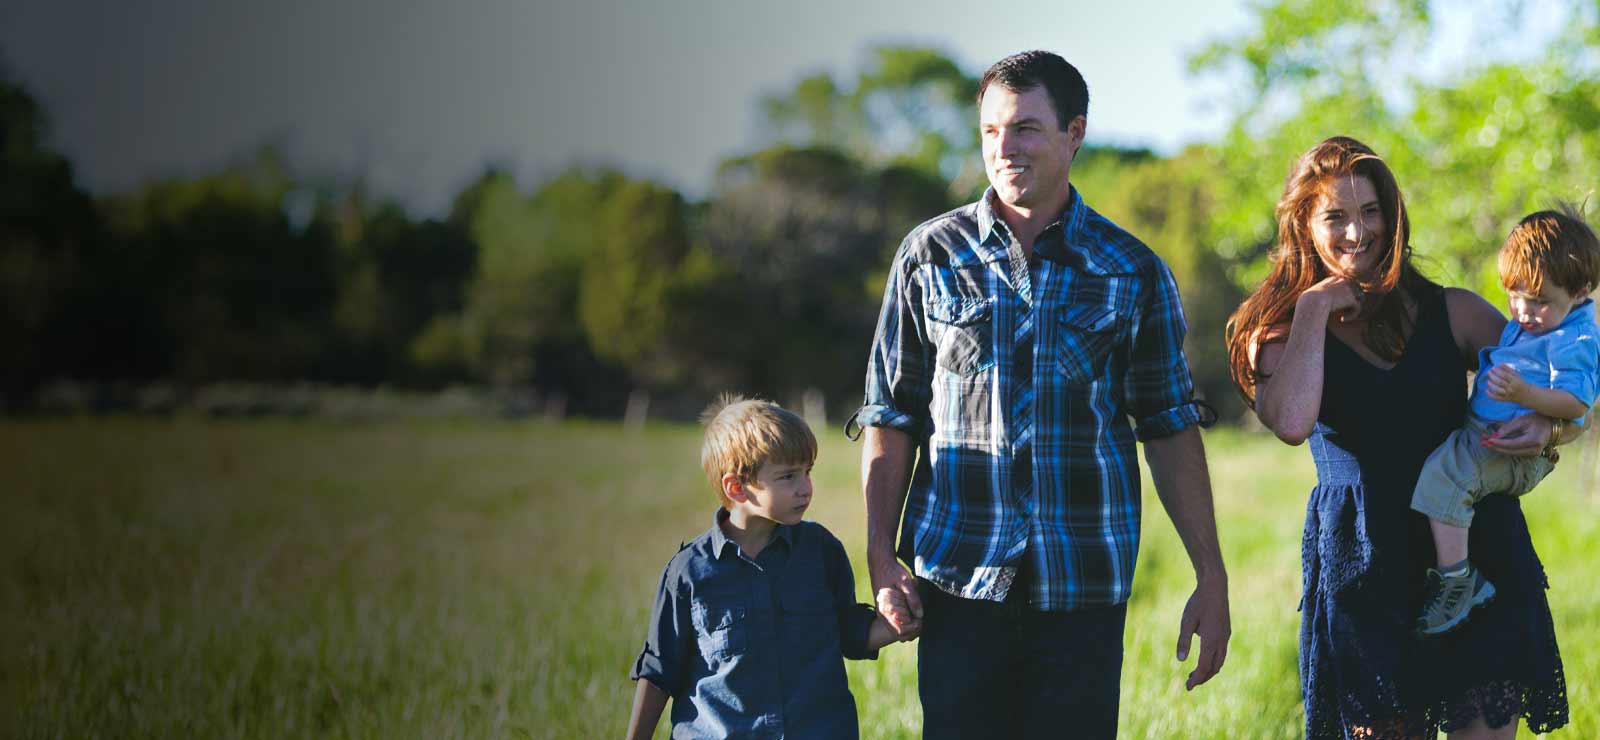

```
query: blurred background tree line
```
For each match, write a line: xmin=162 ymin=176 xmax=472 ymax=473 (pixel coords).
xmin=4 ymin=0 xmax=1597 ymax=422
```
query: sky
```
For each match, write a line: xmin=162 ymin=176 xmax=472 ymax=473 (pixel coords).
xmin=0 ymin=0 xmax=1266 ymax=215
xmin=7 ymin=0 xmax=1569 ymax=222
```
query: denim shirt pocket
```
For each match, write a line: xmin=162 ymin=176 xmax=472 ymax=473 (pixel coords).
xmin=778 ymin=580 xmax=840 ymax=657
xmin=691 ymin=601 xmax=748 ymax=664
xmin=1055 ymin=302 xmax=1128 ymax=386
xmin=927 ymin=297 xmax=996 ymax=377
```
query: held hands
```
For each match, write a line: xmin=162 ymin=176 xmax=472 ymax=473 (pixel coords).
xmin=1176 ymin=574 xmax=1231 ymax=691
xmin=1484 ymin=365 xmax=1531 ymax=404
xmin=870 ymin=555 xmax=923 ymax=640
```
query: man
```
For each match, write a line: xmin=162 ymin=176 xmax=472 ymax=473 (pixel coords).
xmin=850 ymin=50 xmax=1230 ymax=738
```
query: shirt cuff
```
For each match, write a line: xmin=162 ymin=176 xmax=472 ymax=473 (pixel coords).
xmin=630 ymin=650 xmax=679 ymax=696
xmin=841 ymin=603 xmax=881 ymax=661
xmin=845 ymin=404 xmax=923 ymax=440
xmin=1134 ymin=399 xmax=1218 ymax=442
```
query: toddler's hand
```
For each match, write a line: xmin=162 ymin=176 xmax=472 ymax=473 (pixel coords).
xmin=1485 ymin=365 xmax=1529 ymax=403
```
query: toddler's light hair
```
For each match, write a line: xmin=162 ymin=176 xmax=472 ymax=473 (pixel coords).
xmin=699 ymin=393 xmax=817 ymax=509
xmin=1499 ymin=201 xmax=1600 ymax=298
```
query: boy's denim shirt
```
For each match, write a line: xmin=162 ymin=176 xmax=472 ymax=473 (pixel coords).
xmin=632 ymin=509 xmax=879 ymax=739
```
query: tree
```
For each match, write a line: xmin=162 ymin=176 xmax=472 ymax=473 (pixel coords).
xmin=702 ymin=145 xmax=953 ymax=413
xmin=1191 ymin=0 xmax=1600 ymax=299
xmin=0 ymin=74 xmax=100 ymax=404
xmin=761 ymin=46 xmax=982 ymax=194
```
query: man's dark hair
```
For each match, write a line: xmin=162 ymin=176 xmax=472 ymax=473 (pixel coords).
xmin=977 ymin=50 xmax=1089 ymax=131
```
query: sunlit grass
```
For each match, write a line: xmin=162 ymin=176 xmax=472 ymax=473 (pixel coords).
xmin=1 ymin=419 xmax=1594 ymax=738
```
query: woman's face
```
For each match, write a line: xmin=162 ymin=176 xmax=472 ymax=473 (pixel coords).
xmin=1309 ymin=175 xmax=1385 ymax=278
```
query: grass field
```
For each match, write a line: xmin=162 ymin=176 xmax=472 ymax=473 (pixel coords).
xmin=2 ymin=418 xmax=1597 ymax=738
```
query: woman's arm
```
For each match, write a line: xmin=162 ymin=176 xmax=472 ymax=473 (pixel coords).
xmin=1443 ymin=287 xmax=1507 ymax=364
xmin=1254 ymin=278 xmax=1360 ymax=445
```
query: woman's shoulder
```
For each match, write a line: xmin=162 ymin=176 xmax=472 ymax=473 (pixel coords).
xmin=1441 ymin=287 xmax=1503 ymax=325
xmin=1441 ymin=286 xmax=1507 ymax=355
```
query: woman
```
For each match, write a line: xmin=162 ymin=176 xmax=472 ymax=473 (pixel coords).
xmin=1225 ymin=136 xmax=1572 ymax=739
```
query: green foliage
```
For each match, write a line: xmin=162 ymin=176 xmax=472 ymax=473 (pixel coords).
xmin=1077 ymin=149 xmax=1247 ymax=419
xmin=703 ymin=146 xmax=953 ymax=412
xmin=0 ymin=75 xmax=99 ymax=402
xmin=762 ymin=46 xmax=981 ymax=193
xmin=1195 ymin=0 xmax=1600 ymax=297
xmin=577 ymin=180 xmax=696 ymax=383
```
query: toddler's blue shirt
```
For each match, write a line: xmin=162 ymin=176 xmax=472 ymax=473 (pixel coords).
xmin=1471 ymin=298 xmax=1600 ymax=425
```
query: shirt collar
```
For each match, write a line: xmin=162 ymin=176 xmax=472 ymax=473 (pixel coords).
xmin=1563 ymin=297 xmax=1596 ymax=329
xmin=975 ymin=185 xmax=1083 ymax=264
xmin=708 ymin=507 xmax=796 ymax=559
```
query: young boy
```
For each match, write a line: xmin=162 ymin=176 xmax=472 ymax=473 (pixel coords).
xmin=626 ymin=395 xmax=903 ymax=739
xmin=1412 ymin=205 xmax=1600 ymax=636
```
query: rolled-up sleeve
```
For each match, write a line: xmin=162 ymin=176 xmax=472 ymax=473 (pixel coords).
xmin=630 ymin=561 xmax=690 ymax=694
xmin=1123 ymin=259 xmax=1216 ymax=441
xmin=849 ymin=252 xmax=932 ymax=440
xmin=823 ymin=531 xmax=880 ymax=661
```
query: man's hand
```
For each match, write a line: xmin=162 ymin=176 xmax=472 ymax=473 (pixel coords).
xmin=1176 ymin=574 xmax=1230 ymax=691
xmin=870 ymin=553 xmax=923 ymax=638
xmin=1485 ymin=365 xmax=1531 ymax=404
xmin=875 ymin=585 xmax=922 ymax=639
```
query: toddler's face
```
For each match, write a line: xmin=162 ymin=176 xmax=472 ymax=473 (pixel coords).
xmin=1506 ymin=282 xmax=1585 ymax=335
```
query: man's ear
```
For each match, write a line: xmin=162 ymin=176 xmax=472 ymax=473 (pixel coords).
xmin=721 ymin=473 xmax=748 ymax=504
xmin=1067 ymin=115 xmax=1087 ymax=160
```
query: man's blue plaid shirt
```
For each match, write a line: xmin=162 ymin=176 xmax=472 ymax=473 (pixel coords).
xmin=851 ymin=187 xmax=1213 ymax=611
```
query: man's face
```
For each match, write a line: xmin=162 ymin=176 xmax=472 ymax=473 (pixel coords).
xmin=979 ymin=84 xmax=1082 ymax=215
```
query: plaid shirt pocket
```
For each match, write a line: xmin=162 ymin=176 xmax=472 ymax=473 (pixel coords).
xmin=929 ymin=297 xmax=995 ymax=377
xmin=1055 ymin=302 xmax=1128 ymax=386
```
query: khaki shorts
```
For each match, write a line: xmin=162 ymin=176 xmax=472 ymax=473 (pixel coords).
xmin=1410 ymin=415 xmax=1555 ymax=528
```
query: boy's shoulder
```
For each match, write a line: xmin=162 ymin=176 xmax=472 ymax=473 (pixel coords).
xmin=657 ymin=521 xmax=728 ymax=587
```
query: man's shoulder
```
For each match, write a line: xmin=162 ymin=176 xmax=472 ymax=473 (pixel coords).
xmin=1077 ymin=203 xmax=1166 ymax=277
xmin=894 ymin=202 xmax=986 ymax=267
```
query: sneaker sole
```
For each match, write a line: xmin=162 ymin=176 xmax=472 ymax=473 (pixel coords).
xmin=1418 ymin=580 xmax=1497 ymax=637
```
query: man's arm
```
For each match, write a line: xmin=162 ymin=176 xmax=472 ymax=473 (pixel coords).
xmin=624 ymin=679 xmax=669 ymax=740
xmin=1142 ymin=426 xmax=1230 ymax=691
xmin=862 ymin=426 xmax=923 ymax=636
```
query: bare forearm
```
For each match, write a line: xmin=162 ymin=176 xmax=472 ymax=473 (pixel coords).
xmin=862 ymin=426 xmax=914 ymax=567
xmin=625 ymin=679 xmax=670 ymax=740
xmin=1143 ymin=427 xmax=1226 ymax=581
xmin=1257 ymin=297 xmax=1333 ymax=443
xmin=1518 ymin=387 xmax=1589 ymax=420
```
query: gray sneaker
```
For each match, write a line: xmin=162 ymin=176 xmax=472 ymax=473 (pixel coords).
xmin=1416 ymin=565 xmax=1496 ymax=637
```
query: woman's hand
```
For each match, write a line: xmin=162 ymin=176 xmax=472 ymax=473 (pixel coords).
xmin=1300 ymin=276 xmax=1363 ymax=322
xmin=1483 ymin=413 xmax=1553 ymax=457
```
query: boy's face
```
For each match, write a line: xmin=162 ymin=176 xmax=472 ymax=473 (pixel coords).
xmin=1507 ymin=282 xmax=1585 ymax=335
xmin=734 ymin=460 xmax=814 ymax=526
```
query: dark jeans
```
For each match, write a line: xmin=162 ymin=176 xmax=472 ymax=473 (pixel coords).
xmin=917 ymin=578 xmax=1128 ymax=739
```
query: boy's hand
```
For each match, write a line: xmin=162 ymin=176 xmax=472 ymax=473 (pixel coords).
xmin=1485 ymin=365 xmax=1529 ymax=404
xmin=875 ymin=586 xmax=922 ymax=639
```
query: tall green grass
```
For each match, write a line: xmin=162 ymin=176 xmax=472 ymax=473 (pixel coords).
xmin=1 ymin=419 xmax=1594 ymax=738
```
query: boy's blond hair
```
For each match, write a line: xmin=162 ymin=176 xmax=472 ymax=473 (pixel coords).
xmin=700 ymin=393 xmax=817 ymax=509
xmin=1499 ymin=202 xmax=1600 ymax=297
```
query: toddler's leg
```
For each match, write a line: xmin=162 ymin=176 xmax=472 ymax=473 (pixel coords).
xmin=1428 ymin=518 xmax=1469 ymax=569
